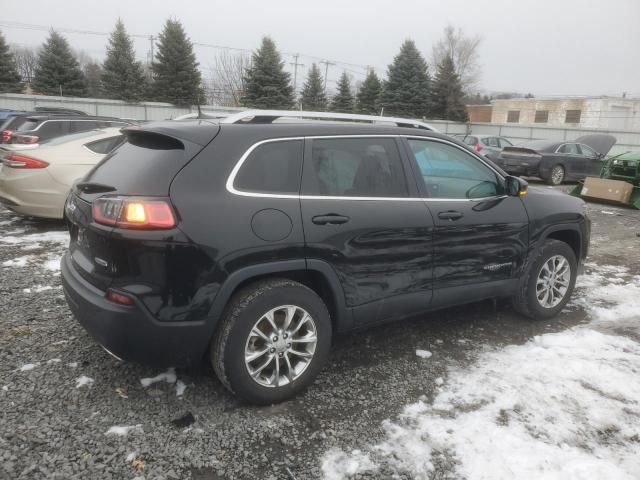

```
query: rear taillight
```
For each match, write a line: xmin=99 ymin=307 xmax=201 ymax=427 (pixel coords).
xmin=2 ymin=153 xmax=49 ymax=169
xmin=106 ymin=289 xmax=135 ymax=306
xmin=1 ymin=129 xmax=13 ymax=143
xmin=475 ymin=143 xmax=482 ymax=152
xmin=14 ymin=134 xmax=39 ymax=145
xmin=92 ymin=197 xmax=176 ymax=229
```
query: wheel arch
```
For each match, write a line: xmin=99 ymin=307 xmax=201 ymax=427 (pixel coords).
xmin=541 ymin=224 xmax=582 ymax=261
xmin=206 ymin=259 xmax=351 ymax=340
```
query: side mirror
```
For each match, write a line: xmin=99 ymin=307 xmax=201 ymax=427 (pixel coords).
xmin=504 ymin=175 xmax=528 ymax=197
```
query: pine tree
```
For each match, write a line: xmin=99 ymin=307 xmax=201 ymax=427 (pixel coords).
xmin=0 ymin=30 xmax=22 ymax=93
xmin=329 ymin=71 xmax=354 ymax=113
xmin=32 ymin=31 xmax=87 ymax=97
xmin=241 ymin=37 xmax=294 ymax=109
xmin=84 ymin=61 xmax=103 ymax=98
xmin=380 ymin=40 xmax=431 ymax=118
xmin=102 ymin=19 xmax=147 ymax=102
xmin=355 ymin=70 xmax=382 ymax=115
xmin=152 ymin=19 xmax=202 ymax=106
xmin=300 ymin=63 xmax=327 ymax=111
xmin=430 ymin=54 xmax=467 ymax=122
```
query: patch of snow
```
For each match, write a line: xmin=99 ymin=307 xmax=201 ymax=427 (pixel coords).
xmin=2 ymin=385 xmax=8 ymax=391
xmin=415 ymin=349 xmax=432 ymax=359
xmin=2 ymin=256 xmax=30 ymax=267
xmin=19 ymin=363 xmax=39 ymax=372
xmin=43 ymin=256 xmax=62 ymax=271
xmin=23 ymin=285 xmax=54 ymax=293
xmin=76 ymin=376 xmax=94 ymax=388
xmin=434 ymin=377 xmax=444 ymax=386
xmin=46 ymin=358 xmax=61 ymax=364
xmin=0 ymin=231 xmax=69 ymax=247
xmin=140 ymin=368 xmax=177 ymax=387
xmin=125 ymin=451 xmax=138 ymax=462
xmin=321 ymin=266 xmax=640 ymax=479
xmin=67 ymin=362 xmax=78 ymax=368
xmin=105 ymin=424 xmax=143 ymax=436
xmin=321 ymin=448 xmax=377 ymax=480
xmin=176 ymin=380 xmax=187 ymax=397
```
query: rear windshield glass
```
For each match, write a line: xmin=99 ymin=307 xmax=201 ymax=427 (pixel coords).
xmin=82 ymin=131 xmax=202 ymax=196
xmin=461 ymin=136 xmax=477 ymax=145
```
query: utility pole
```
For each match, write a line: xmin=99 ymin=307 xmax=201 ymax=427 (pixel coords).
xmin=319 ymin=59 xmax=335 ymax=92
xmin=148 ymin=35 xmax=155 ymax=80
xmin=289 ymin=54 xmax=303 ymax=95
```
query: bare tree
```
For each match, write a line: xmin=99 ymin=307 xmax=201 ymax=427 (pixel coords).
xmin=432 ymin=25 xmax=482 ymax=94
xmin=208 ymin=51 xmax=251 ymax=107
xmin=11 ymin=45 xmax=39 ymax=84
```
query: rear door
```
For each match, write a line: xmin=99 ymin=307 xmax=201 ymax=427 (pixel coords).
xmin=404 ymin=137 xmax=529 ymax=304
xmin=301 ymin=136 xmax=434 ymax=326
xmin=556 ymin=143 xmax=582 ymax=177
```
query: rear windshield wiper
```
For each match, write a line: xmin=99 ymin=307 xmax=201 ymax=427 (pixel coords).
xmin=75 ymin=182 xmax=117 ymax=194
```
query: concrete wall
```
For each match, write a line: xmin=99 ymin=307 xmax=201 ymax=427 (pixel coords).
xmin=0 ymin=93 xmax=244 ymax=121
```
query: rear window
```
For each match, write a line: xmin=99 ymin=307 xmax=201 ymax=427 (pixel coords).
xmin=461 ymin=136 xmax=477 ymax=146
xmin=234 ymin=140 xmax=303 ymax=194
xmin=82 ymin=131 xmax=202 ymax=196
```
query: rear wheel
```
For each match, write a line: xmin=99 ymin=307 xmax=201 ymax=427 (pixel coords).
xmin=546 ymin=165 xmax=565 ymax=185
xmin=211 ymin=279 xmax=331 ymax=404
xmin=511 ymin=239 xmax=577 ymax=320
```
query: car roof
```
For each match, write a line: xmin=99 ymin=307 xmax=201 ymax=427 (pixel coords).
xmin=19 ymin=114 xmax=128 ymax=122
xmin=127 ymin=120 xmax=450 ymax=147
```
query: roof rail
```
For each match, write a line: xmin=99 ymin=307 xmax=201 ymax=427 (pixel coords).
xmin=219 ymin=110 xmax=437 ymax=131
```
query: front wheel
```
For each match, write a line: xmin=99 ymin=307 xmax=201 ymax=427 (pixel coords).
xmin=211 ymin=279 xmax=332 ymax=404
xmin=511 ymin=239 xmax=577 ymax=320
xmin=546 ymin=165 xmax=565 ymax=185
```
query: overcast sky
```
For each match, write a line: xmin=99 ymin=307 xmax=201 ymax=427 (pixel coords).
xmin=3 ymin=0 xmax=639 ymax=97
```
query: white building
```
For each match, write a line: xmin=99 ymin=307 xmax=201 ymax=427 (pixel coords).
xmin=490 ymin=96 xmax=640 ymax=131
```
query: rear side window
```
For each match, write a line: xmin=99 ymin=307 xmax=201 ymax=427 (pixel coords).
xmin=234 ymin=140 xmax=303 ymax=194
xmin=68 ymin=121 xmax=99 ymax=133
xmin=304 ymin=138 xmax=407 ymax=197
xmin=461 ymin=136 xmax=477 ymax=146
xmin=16 ymin=119 xmax=40 ymax=131
xmin=36 ymin=121 xmax=68 ymax=137
xmin=85 ymin=135 xmax=125 ymax=154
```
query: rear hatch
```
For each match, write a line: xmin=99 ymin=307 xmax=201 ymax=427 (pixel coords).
xmin=65 ymin=121 xmax=219 ymax=290
xmin=498 ymin=147 xmax=542 ymax=168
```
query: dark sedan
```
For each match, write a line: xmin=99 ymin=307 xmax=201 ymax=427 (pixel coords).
xmin=495 ymin=134 xmax=616 ymax=185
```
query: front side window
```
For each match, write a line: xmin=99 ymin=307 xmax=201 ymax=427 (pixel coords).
xmin=579 ymin=144 xmax=597 ymax=157
xmin=304 ymin=137 xmax=407 ymax=197
xmin=499 ymin=138 xmax=513 ymax=148
xmin=409 ymin=139 xmax=500 ymax=199
xmin=483 ymin=137 xmax=500 ymax=148
xmin=234 ymin=140 xmax=303 ymax=194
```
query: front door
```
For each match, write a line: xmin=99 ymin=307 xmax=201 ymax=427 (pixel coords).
xmin=404 ymin=137 xmax=529 ymax=305
xmin=301 ymin=136 xmax=434 ymax=326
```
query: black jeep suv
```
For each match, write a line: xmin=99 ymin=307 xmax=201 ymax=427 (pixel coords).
xmin=61 ymin=114 xmax=590 ymax=404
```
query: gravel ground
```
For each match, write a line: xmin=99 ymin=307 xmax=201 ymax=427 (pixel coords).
xmin=1 ymin=185 xmax=639 ymax=480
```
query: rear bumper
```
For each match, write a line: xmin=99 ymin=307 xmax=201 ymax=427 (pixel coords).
xmin=0 ymin=168 xmax=65 ymax=218
xmin=61 ymin=253 xmax=212 ymax=367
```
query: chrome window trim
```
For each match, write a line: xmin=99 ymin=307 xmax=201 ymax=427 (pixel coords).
xmin=226 ymin=134 xmax=507 ymax=203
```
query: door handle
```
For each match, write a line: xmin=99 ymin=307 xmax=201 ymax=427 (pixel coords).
xmin=312 ymin=214 xmax=350 ymax=225
xmin=438 ymin=210 xmax=463 ymax=221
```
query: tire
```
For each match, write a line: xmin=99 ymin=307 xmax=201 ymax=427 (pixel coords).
xmin=511 ymin=239 xmax=577 ymax=320
xmin=546 ymin=165 xmax=565 ymax=185
xmin=211 ymin=278 xmax=332 ymax=405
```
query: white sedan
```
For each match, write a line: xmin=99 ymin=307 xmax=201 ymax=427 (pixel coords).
xmin=0 ymin=128 xmax=124 ymax=219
